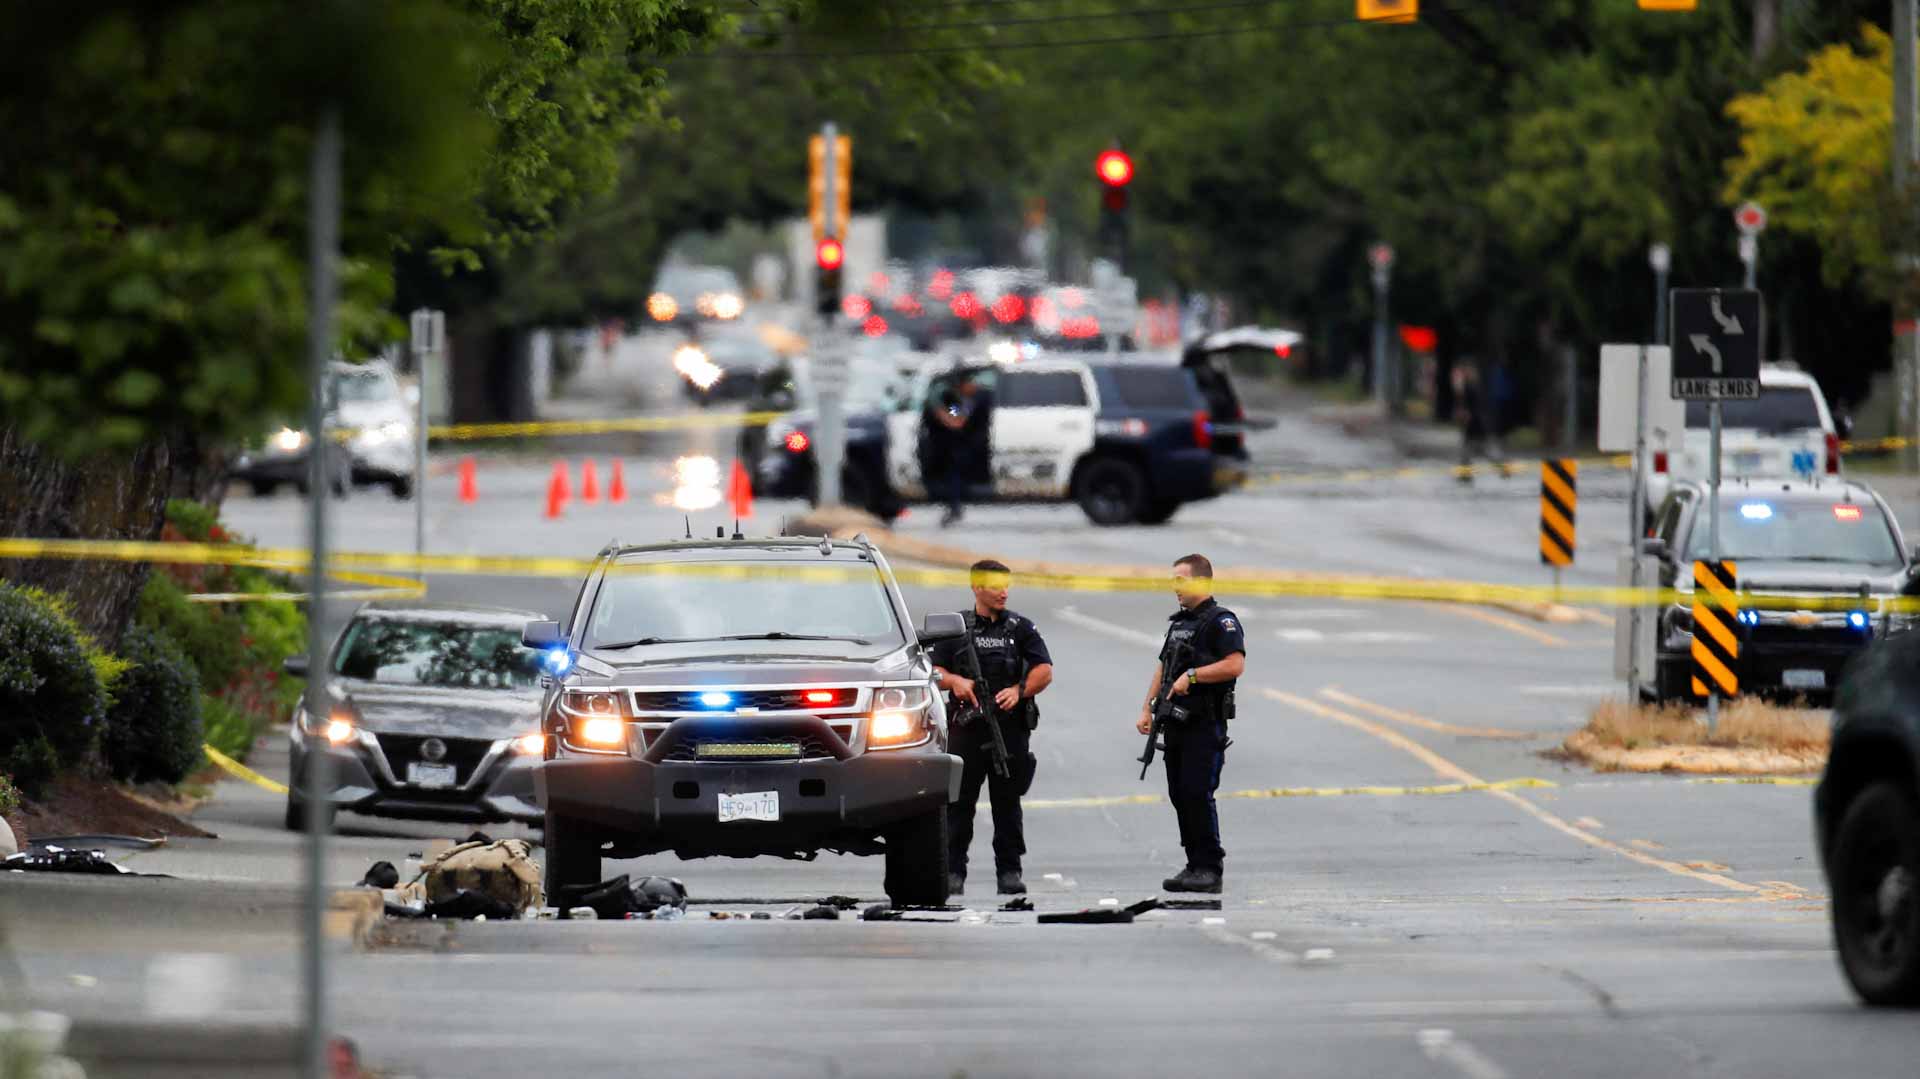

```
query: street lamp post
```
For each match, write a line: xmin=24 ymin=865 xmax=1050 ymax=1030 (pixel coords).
xmin=1649 ymin=242 xmax=1671 ymax=346
xmin=1368 ymin=243 xmax=1394 ymax=413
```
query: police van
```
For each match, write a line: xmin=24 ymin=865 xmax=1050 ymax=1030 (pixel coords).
xmin=877 ymin=346 xmax=1250 ymax=524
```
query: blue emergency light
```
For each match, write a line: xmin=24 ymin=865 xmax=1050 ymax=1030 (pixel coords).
xmin=1739 ymin=502 xmax=1773 ymax=520
xmin=1847 ymin=611 xmax=1871 ymax=632
xmin=543 ymin=647 xmax=573 ymax=676
xmin=698 ymin=691 xmax=734 ymax=709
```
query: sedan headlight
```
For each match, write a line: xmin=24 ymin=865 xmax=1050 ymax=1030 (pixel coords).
xmin=355 ymin=420 xmax=409 ymax=446
xmin=271 ymin=427 xmax=309 ymax=453
xmin=299 ymin=709 xmax=357 ymax=747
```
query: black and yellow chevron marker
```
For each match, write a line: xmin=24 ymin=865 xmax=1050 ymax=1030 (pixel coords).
xmin=1538 ymin=459 xmax=1578 ymax=567
xmin=1690 ymin=559 xmax=1741 ymax=698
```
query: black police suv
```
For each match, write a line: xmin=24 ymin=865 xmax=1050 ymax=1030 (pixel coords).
xmin=1641 ymin=478 xmax=1917 ymax=702
xmin=755 ymin=350 xmax=1250 ymax=525
xmin=522 ymin=535 xmax=966 ymax=907
xmin=1817 ymin=627 xmax=1920 ymax=1006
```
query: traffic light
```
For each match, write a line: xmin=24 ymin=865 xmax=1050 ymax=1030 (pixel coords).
xmin=1095 ymin=147 xmax=1132 ymax=272
xmin=816 ymin=237 xmax=844 ymax=317
xmin=1637 ymin=0 xmax=1695 ymax=8
xmin=1356 ymin=0 xmax=1416 ymax=22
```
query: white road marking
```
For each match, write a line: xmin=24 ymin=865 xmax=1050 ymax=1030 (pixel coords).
xmin=1276 ymin=628 xmax=1430 ymax=645
xmin=1247 ymin=607 xmax=1371 ymax=620
xmin=1053 ymin=605 xmax=1164 ymax=648
xmin=1199 ymin=923 xmax=1299 ymax=963
xmin=1417 ymin=1028 xmax=1510 ymax=1079
xmin=1520 ymin=684 xmax=1619 ymax=698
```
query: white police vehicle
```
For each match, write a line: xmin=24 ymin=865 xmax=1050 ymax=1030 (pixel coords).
xmin=1644 ymin=363 xmax=1842 ymax=512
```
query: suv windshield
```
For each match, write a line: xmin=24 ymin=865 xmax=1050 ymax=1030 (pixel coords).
xmin=330 ymin=369 xmax=394 ymax=406
xmin=1685 ymin=498 xmax=1902 ymax=566
xmin=1684 ymin=387 xmax=1821 ymax=432
xmin=333 ymin=620 xmax=541 ymax=688
xmin=587 ymin=561 xmax=903 ymax=647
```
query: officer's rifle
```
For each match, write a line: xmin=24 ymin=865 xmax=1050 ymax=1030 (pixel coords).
xmin=1137 ymin=638 xmax=1193 ymax=781
xmin=955 ymin=618 xmax=1012 ymax=780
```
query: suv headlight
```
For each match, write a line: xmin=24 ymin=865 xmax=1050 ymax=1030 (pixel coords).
xmin=559 ymin=689 xmax=629 ymax=751
xmin=869 ymin=684 xmax=932 ymax=749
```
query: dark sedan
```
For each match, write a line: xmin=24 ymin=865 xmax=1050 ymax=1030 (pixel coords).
xmin=283 ymin=602 xmax=549 ymax=829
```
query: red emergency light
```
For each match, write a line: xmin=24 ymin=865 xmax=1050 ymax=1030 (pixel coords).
xmin=1095 ymin=150 xmax=1134 ymax=187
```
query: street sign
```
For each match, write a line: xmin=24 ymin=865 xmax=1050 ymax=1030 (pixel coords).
xmin=1690 ymin=560 xmax=1741 ymax=700
xmin=1367 ymin=243 xmax=1394 ymax=271
xmin=1538 ymin=459 xmax=1578 ymax=568
xmin=1597 ymin=344 xmax=1683 ymax=452
xmin=1669 ymin=288 xmax=1763 ymax=399
xmin=1734 ymin=201 xmax=1767 ymax=236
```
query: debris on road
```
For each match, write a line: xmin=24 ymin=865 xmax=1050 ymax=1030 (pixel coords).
xmin=554 ymin=874 xmax=688 ymax=920
xmin=4 ymin=847 xmax=148 ymax=876
xmin=801 ymin=904 xmax=840 ymax=920
xmin=1000 ymin=897 xmax=1034 ymax=912
xmin=358 ymin=861 xmax=399 ymax=889
xmin=419 ymin=836 xmax=542 ymax=914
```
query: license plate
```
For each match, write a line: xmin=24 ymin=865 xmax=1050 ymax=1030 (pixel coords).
xmin=406 ymin=762 xmax=458 ymax=789
xmin=717 ymin=790 xmax=780 ymax=823
xmin=1782 ymin=669 xmax=1826 ymax=690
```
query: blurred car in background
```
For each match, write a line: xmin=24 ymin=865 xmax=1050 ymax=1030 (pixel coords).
xmin=751 ymin=350 xmax=917 ymax=509
xmin=676 ymin=326 xmax=782 ymax=405
xmin=1644 ymin=364 xmax=1843 ymax=513
xmin=1816 ymin=627 xmax=1920 ymax=1006
xmin=284 ymin=602 xmax=549 ymax=830
xmin=647 ymin=263 xmax=745 ymax=327
xmin=229 ymin=361 xmax=415 ymax=498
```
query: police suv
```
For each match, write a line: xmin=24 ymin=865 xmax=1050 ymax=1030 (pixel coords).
xmin=522 ymin=535 xmax=966 ymax=907
xmin=759 ymin=347 xmax=1250 ymax=525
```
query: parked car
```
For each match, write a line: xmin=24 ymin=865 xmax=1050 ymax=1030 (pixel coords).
xmin=1641 ymin=477 xmax=1917 ymax=702
xmin=1816 ymin=627 xmax=1920 ymax=1006
xmin=284 ymin=603 xmax=549 ymax=829
xmin=523 ymin=535 xmax=965 ymax=906
xmin=229 ymin=361 xmax=416 ymax=498
xmin=1644 ymin=363 xmax=1842 ymax=514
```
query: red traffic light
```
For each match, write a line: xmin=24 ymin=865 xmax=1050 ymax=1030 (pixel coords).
xmin=816 ymin=237 xmax=845 ymax=271
xmin=1095 ymin=150 xmax=1133 ymax=187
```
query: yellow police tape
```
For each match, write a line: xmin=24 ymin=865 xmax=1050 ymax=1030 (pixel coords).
xmin=4 ymin=535 xmax=1919 ymax=614
xmin=1688 ymin=776 xmax=1819 ymax=788
xmin=422 ymin=410 xmax=782 ymax=441
xmin=202 ymin=743 xmax=290 ymax=795
xmin=1026 ymin=777 xmax=1557 ymax=809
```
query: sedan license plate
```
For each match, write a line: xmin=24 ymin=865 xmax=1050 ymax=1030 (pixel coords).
xmin=406 ymin=762 xmax=458 ymax=789
xmin=718 ymin=790 xmax=780 ymax=824
xmin=1782 ymin=669 xmax=1826 ymax=691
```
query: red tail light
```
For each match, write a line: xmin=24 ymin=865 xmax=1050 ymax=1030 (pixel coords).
xmin=1825 ymin=432 xmax=1841 ymax=474
xmin=1193 ymin=410 xmax=1213 ymax=450
xmin=1653 ymin=451 xmax=1668 ymax=474
xmin=784 ymin=430 xmax=810 ymax=453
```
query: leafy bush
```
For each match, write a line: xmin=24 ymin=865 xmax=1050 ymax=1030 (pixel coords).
xmin=0 ymin=773 xmax=20 ymax=816
xmin=0 ymin=582 xmax=109 ymax=798
xmin=135 ymin=499 xmax=307 ymax=764
xmin=102 ymin=625 xmax=204 ymax=784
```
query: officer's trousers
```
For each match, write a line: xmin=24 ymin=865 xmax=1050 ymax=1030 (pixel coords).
xmin=948 ymin=714 xmax=1034 ymax=875
xmin=1163 ymin=716 xmax=1227 ymax=872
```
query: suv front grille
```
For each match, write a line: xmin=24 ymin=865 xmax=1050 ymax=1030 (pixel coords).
xmin=375 ymin=734 xmax=492 ymax=785
xmin=630 ymin=688 xmax=859 ymax=713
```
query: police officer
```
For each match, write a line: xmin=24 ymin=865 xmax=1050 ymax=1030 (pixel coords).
xmin=1136 ymin=553 xmax=1245 ymax=894
xmin=930 ymin=559 xmax=1053 ymax=895
xmin=929 ymin=369 xmax=993 ymax=527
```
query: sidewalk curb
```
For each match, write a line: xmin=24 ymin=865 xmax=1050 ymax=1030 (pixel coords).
xmin=784 ymin=508 xmax=1601 ymax=626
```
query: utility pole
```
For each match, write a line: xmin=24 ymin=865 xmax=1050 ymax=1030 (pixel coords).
xmin=1369 ymin=243 xmax=1394 ymax=413
xmin=1650 ymin=243 xmax=1671 ymax=346
xmin=301 ymin=107 xmax=340 ymax=1079
xmin=814 ymin=121 xmax=846 ymax=508
xmin=1897 ymin=0 xmax=1919 ymax=471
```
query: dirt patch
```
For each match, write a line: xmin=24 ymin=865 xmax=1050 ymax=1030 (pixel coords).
xmin=1559 ymin=698 xmax=1828 ymax=776
xmin=14 ymin=774 xmax=214 ymax=846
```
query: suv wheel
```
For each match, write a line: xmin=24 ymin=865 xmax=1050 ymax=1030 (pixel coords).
xmin=1650 ymin=657 xmax=1691 ymax=704
xmin=1075 ymin=457 xmax=1147 ymax=525
xmin=543 ymin=811 xmax=603 ymax=898
xmin=388 ymin=475 xmax=414 ymax=500
xmin=1137 ymin=498 xmax=1180 ymax=525
xmin=883 ymin=804 xmax=950 ymax=907
xmin=250 ymin=479 xmax=277 ymax=497
xmin=283 ymin=796 xmax=333 ymax=832
xmin=1831 ymin=782 xmax=1920 ymax=1006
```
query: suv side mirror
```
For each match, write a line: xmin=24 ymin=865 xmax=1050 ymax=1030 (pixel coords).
xmin=522 ymin=620 xmax=564 ymax=650
xmin=283 ymin=654 xmax=311 ymax=678
xmin=918 ymin=612 xmax=966 ymax=644
xmin=1639 ymin=537 xmax=1669 ymax=560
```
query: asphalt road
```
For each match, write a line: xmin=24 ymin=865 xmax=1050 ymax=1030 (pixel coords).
xmin=7 ymin=358 xmax=1919 ymax=1077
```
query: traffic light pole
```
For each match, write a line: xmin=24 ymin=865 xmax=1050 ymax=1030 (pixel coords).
xmin=815 ymin=121 xmax=845 ymax=509
xmin=1897 ymin=0 xmax=1919 ymax=471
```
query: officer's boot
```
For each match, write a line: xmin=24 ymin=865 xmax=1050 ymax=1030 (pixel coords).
xmin=996 ymin=867 xmax=1026 ymax=895
xmin=1163 ymin=866 xmax=1223 ymax=894
xmin=948 ymin=872 xmax=966 ymax=896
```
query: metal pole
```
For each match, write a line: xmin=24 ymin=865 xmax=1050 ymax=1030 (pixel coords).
xmin=1708 ymin=392 xmax=1723 ymax=734
xmin=1898 ymin=0 xmax=1919 ymax=471
xmin=1562 ymin=344 xmax=1578 ymax=454
xmin=413 ymin=329 xmax=428 ymax=579
xmin=1742 ymin=235 xmax=1759 ymax=291
xmin=815 ymin=121 xmax=843 ymax=508
xmin=1627 ymin=345 xmax=1650 ymax=700
xmin=1654 ymin=271 xmax=1669 ymax=346
xmin=301 ymin=107 xmax=341 ymax=1079
xmin=1371 ymin=268 xmax=1390 ymax=411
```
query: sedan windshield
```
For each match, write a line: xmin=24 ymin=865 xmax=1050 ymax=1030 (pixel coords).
xmin=587 ymin=562 xmax=903 ymax=648
xmin=1685 ymin=499 xmax=1902 ymax=567
xmin=333 ymin=620 xmax=542 ymax=689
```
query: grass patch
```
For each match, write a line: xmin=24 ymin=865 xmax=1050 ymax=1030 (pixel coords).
xmin=1561 ymin=697 xmax=1828 ymax=774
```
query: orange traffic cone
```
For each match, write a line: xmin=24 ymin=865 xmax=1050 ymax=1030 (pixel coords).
xmin=728 ymin=458 xmax=753 ymax=520
xmin=580 ymin=459 xmax=601 ymax=503
xmin=457 ymin=456 xmax=478 ymax=504
xmin=545 ymin=460 xmax=570 ymax=519
xmin=607 ymin=459 xmax=628 ymax=504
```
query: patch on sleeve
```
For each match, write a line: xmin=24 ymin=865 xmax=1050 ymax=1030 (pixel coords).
xmin=1219 ymin=617 xmax=1238 ymax=632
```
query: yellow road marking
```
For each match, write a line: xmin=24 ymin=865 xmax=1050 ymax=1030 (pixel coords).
xmin=1319 ymin=687 xmax=1534 ymax=740
xmin=1420 ymin=602 xmax=1566 ymax=647
xmin=1024 ymin=778 xmax=1557 ymax=810
xmin=202 ymin=744 xmax=289 ymax=795
xmin=1265 ymin=687 xmax=1798 ymax=899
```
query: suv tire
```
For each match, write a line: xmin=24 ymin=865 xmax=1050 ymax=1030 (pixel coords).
xmin=544 ymin=811 xmax=603 ymax=898
xmin=1075 ymin=457 xmax=1148 ymax=525
xmin=250 ymin=479 xmax=277 ymax=497
xmin=283 ymin=796 xmax=333 ymax=832
xmin=883 ymin=804 xmax=950 ymax=907
xmin=1137 ymin=498 xmax=1181 ymax=525
xmin=1831 ymin=781 xmax=1920 ymax=1006
xmin=388 ymin=475 xmax=414 ymax=500
xmin=1650 ymin=656 xmax=1691 ymax=704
